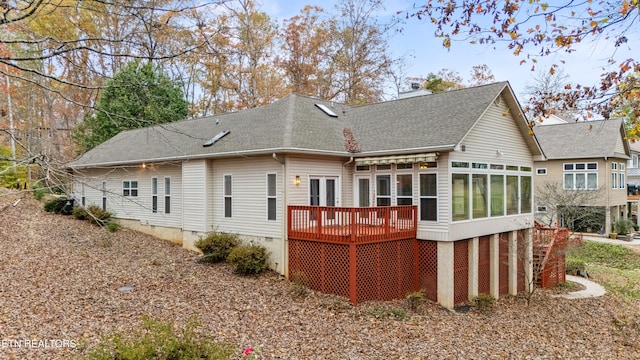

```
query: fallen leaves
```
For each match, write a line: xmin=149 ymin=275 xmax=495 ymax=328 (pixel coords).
xmin=0 ymin=192 xmax=639 ymax=359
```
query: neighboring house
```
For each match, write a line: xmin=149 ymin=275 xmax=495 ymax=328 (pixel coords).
xmin=67 ymin=82 xmax=544 ymax=308
xmin=626 ymin=141 xmax=640 ymax=190
xmin=533 ymin=120 xmax=630 ymax=234
xmin=536 ymin=114 xmax=570 ymax=126
xmin=626 ymin=141 xmax=640 ymax=227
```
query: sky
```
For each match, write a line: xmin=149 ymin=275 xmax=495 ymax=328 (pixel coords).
xmin=261 ymin=0 xmax=639 ymax=103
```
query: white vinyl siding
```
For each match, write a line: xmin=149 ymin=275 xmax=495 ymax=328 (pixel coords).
xmin=71 ymin=165 xmax=182 ymax=227
xmin=211 ymin=156 xmax=282 ymax=239
xmin=182 ymin=160 xmax=208 ymax=232
xmin=446 ymin=95 xmax=537 ymax=240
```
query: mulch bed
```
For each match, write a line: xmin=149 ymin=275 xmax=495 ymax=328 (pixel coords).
xmin=1 ymin=191 xmax=639 ymax=359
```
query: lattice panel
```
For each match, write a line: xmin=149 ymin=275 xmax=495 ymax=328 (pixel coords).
xmin=354 ymin=239 xmax=416 ymax=303
xmin=453 ymin=240 xmax=469 ymax=304
xmin=324 ymin=243 xmax=350 ymax=296
xmin=478 ymin=236 xmax=491 ymax=295
xmin=396 ymin=240 xmax=415 ymax=297
xmin=499 ymin=232 xmax=509 ymax=295
xmin=288 ymin=240 xmax=325 ymax=293
xmin=418 ymin=240 xmax=438 ymax=301
xmin=356 ymin=243 xmax=379 ymax=302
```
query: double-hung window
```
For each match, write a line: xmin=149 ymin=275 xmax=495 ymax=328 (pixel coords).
xmin=419 ymin=174 xmax=437 ymax=221
xmin=267 ymin=174 xmax=277 ymax=221
xmin=102 ymin=181 xmax=107 ymax=211
xmin=396 ymin=174 xmax=413 ymax=205
xmin=152 ymin=177 xmax=158 ymax=213
xmin=164 ymin=177 xmax=171 ymax=214
xmin=224 ymin=175 xmax=232 ymax=218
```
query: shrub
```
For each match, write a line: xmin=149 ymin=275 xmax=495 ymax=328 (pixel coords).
xmin=566 ymin=258 xmax=586 ymax=276
xmin=289 ymin=271 xmax=310 ymax=298
xmin=227 ymin=244 xmax=268 ymax=275
xmin=82 ymin=315 xmax=234 ymax=360
xmin=615 ymin=219 xmax=635 ymax=235
xmin=473 ymin=294 xmax=495 ymax=316
xmin=85 ymin=205 xmax=112 ymax=225
xmin=44 ymin=198 xmax=69 ymax=214
xmin=105 ymin=220 xmax=120 ymax=232
xmin=73 ymin=206 xmax=89 ymax=220
xmin=369 ymin=307 xmax=409 ymax=321
xmin=406 ymin=289 xmax=426 ymax=312
xmin=194 ymin=232 xmax=239 ymax=263
xmin=33 ymin=185 xmax=50 ymax=201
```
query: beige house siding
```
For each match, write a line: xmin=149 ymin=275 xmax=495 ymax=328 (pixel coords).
xmin=535 ymin=158 xmax=627 ymax=208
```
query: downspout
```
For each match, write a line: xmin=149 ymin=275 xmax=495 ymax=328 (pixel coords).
xmin=343 ymin=157 xmax=354 ymax=207
xmin=272 ymin=153 xmax=287 ymax=276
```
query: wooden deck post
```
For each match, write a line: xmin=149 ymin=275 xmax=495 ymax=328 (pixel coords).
xmin=349 ymin=242 xmax=357 ymax=304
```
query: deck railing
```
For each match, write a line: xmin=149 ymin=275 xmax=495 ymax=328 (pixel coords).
xmin=288 ymin=205 xmax=417 ymax=244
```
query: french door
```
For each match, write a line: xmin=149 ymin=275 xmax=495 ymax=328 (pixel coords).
xmin=309 ymin=176 xmax=339 ymax=222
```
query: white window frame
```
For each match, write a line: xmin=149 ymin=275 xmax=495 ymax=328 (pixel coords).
xmin=151 ymin=177 xmax=158 ymax=213
xmin=536 ymin=168 xmax=547 ymax=175
xmin=123 ymin=180 xmax=138 ymax=197
xmin=396 ymin=173 xmax=413 ymax=206
xmin=419 ymin=173 xmax=437 ymax=222
xmin=224 ymin=174 xmax=232 ymax=218
xmin=81 ymin=183 xmax=86 ymax=207
xmin=102 ymin=181 xmax=107 ymax=211
xmin=164 ymin=177 xmax=171 ymax=214
xmin=266 ymin=173 xmax=277 ymax=221
xmin=536 ymin=205 xmax=548 ymax=213
xmin=563 ymin=162 xmax=598 ymax=190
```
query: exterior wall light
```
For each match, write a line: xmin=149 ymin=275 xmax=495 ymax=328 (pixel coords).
xmin=294 ymin=176 xmax=301 ymax=186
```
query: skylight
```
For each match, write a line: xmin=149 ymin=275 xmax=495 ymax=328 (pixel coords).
xmin=203 ymin=130 xmax=230 ymax=147
xmin=315 ymin=103 xmax=338 ymax=117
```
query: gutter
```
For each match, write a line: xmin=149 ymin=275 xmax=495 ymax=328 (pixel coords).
xmin=68 ymin=145 xmax=457 ymax=170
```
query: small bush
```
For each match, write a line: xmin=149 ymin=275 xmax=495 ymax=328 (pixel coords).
xmin=105 ymin=220 xmax=120 ymax=232
xmin=289 ymin=271 xmax=310 ymax=298
xmin=369 ymin=307 xmax=409 ymax=321
xmin=566 ymin=258 xmax=586 ymax=276
xmin=406 ymin=289 xmax=426 ymax=312
xmin=473 ymin=294 xmax=495 ymax=316
xmin=73 ymin=206 xmax=89 ymax=220
xmin=227 ymin=244 xmax=268 ymax=275
xmin=85 ymin=205 xmax=112 ymax=225
xmin=194 ymin=232 xmax=239 ymax=263
xmin=33 ymin=186 xmax=50 ymax=201
xmin=82 ymin=315 xmax=234 ymax=360
xmin=44 ymin=198 xmax=69 ymax=214
xmin=615 ymin=219 xmax=635 ymax=235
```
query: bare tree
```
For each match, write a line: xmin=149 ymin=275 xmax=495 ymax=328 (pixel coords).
xmin=535 ymin=180 xmax=605 ymax=233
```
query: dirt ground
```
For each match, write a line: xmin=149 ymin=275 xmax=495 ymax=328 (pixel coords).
xmin=1 ymin=191 xmax=640 ymax=359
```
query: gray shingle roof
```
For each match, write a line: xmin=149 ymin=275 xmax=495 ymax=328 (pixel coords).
xmin=533 ymin=119 xmax=629 ymax=159
xmin=68 ymin=82 xmax=531 ymax=168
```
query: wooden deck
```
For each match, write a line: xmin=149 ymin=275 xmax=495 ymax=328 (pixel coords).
xmin=288 ymin=205 xmax=417 ymax=244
